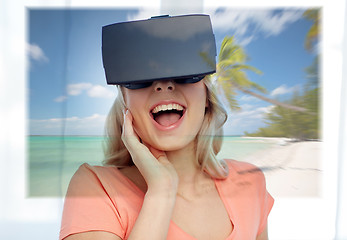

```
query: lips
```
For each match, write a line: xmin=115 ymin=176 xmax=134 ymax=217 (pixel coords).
xmin=150 ymin=102 xmax=186 ymax=129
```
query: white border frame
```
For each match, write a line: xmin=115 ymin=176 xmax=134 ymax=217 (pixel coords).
xmin=0 ymin=0 xmax=346 ymax=239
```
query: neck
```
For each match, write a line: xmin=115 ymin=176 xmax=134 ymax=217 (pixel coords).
xmin=165 ymin=140 xmax=200 ymax=178
xmin=165 ymin=141 xmax=214 ymax=198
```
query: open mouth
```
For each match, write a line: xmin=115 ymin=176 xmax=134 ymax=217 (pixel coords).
xmin=150 ymin=103 xmax=185 ymax=127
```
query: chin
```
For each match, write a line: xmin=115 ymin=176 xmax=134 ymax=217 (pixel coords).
xmin=151 ymin=135 xmax=196 ymax=152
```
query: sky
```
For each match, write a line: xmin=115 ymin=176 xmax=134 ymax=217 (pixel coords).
xmin=28 ymin=8 xmax=317 ymax=136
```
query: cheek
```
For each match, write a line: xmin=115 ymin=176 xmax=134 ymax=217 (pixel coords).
xmin=123 ymin=90 xmax=149 ymax=132
xmin=187 ymin=88 xmax=208 ymax=130
xmin=124 ymin=90 xmax=145 ymax=112
xmin=190 ymin=85 xmax=208 ymax=113
xmin=193 ymin=103 xmax=207 ymax=130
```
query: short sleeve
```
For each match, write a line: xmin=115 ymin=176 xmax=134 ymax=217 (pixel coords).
xmin=59 ymin=164 xmax=125 ymax=240
xmin=223 ymin=159 xmax=274 ymax=238
xmin=257 ymin=173 xmax=274 ymax=235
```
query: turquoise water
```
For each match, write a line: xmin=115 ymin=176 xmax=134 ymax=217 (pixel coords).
xmin=28 ymin=136 xmax=275 ymax=197
xmin=29 ymin=136 xmax=105 ymax=197
xmin=218 ymin=136 xmax=275 ymax=160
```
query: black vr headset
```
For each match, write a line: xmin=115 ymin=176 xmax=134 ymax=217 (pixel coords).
xmin=102 ymin=14 xmax=216 ymax=89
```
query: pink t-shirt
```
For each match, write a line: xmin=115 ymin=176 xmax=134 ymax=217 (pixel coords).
xmin=60 ymin=160 xmax=274 ymax=240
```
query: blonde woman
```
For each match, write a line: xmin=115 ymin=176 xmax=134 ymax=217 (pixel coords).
xmin=60 ymin=14 xmax=274 ymax=240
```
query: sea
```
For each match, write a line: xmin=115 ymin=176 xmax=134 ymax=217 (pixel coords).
xmin=28 ymin=135 xmax=276 ymax=197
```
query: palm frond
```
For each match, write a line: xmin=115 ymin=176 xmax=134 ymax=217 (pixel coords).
xmin=218 ymin=80 xmax=240 ymax=110
xmin=304 ymin=24 xmax=319 ymax=51
xmin=228 ymin=64 xmax=263 ymax=75
xmin=215 ymin=35 xmax=307 ymax=113
xmin=218 ymin=36 xmax=247 ymax=63
xmin=303 ymin=9 xmax=321 ymax=52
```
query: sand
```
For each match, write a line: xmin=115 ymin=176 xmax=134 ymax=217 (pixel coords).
xmin=239 ymin=137 xmax=322 ymax=198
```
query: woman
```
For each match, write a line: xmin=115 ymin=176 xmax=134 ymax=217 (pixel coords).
xmin=60 ymin=15 xmax=274 ymax=240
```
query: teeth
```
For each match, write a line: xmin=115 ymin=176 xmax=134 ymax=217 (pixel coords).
xmin=152 ymin=103 xmax=184 ymax=114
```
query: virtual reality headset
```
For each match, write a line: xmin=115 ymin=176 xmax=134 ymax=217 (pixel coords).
xmin=102 ymin=14 xmax=216 ymax=87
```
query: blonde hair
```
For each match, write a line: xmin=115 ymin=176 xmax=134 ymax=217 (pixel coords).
xmin=103 ymin=76 xmax=229 ymax=179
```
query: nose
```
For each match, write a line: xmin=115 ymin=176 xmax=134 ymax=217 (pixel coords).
xmin=153 ymin=80 xmax=175 ymax=92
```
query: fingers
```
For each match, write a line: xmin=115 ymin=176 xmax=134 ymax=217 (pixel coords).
xmin=122 ymin=109 xmax=134 ymax=137
xmin=122 ymin=110 xmax=168 ymax=162
xmin=148 ymin=146 xmax=167 ymax=161
xmin=121 ymin=110 xmax=177 ymax=190
xmin=122 ymin=109 xmax=140 ymax=150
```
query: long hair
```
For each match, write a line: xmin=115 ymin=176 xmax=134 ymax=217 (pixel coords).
xmin=103 ymin=76 xmax=229 ymax=179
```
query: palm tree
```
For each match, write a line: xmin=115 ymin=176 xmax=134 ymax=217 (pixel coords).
xmin=303 ymin=9 xmax=320 ymax=52
xmin=212 ymin=36 xmax=308 ymax=112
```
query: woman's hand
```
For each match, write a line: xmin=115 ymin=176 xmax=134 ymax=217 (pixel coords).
xmin=121 ymin=110 xmax=178 ymax=196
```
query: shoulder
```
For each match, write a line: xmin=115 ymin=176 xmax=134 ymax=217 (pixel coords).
xmin=220 ymin=160 xmax=273 ymax=207
xmin=61 ymin=164 xmax=129 ymax=240
xmin=220 ymin=161 xmax=274 ymax=237
xmin=72 ymin=163 xmax=127 ymax=183
xmin=66 ymin=163 xmax=120 ymax=197
xmin=74 ymin=163 xmax=117 ymax=177
xmin=225 ymin=159 xmax=265 ymax=176
xmin=223 ymin=159 xmax=267 ymax=188
xmin=66 ymin=163 xmax=145 ymax=198
xmin=70 ymin=163 xmax=112 ymax=180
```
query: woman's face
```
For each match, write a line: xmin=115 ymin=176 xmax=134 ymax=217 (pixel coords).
xmin=123 ymin=80 xmax=208 ymax=151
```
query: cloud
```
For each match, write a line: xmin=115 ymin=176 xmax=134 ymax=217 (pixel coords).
xmin=30 ymin=114 xmax=107 ymax=135
xmin=240 ymin=95 xmax=259 ymax=102
xmin=26 ymin=43 xmax=49 ymax=62
xmin=239 ymin=103 xmax=253 ymax=110
xmin=54 ymin=96 xmax=68 ymax=102
xmin=270 ymin=84 xmax=300 ymax=96
xmin=223 ymin=104 xmax=274 ymax=135
xmin=234 ymin=105 xmax=274 ymax=119
xmin=238 ymin=35 xmax=255 ymax=46
xmin=67 ymin=83 xmax=93 ymax=96
xmin=207 ymin=8 xmax=304 ymax=45
xmin=55 ymin=83 xmax=117 ymax=102
xmin=87 ymin=85 xmax=117 ymax=99
xmin=257 ymin=10 xmax=304 ymax=36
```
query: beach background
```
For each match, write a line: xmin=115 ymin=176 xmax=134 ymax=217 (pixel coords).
xmin=28 ymin=135 xmax=321 ymax=198
xmin=26 ymin=7 xmax=323 ymax=200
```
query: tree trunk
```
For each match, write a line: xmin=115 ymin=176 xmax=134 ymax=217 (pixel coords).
xmin=237 ymin=87 xmax=309 ymax=113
